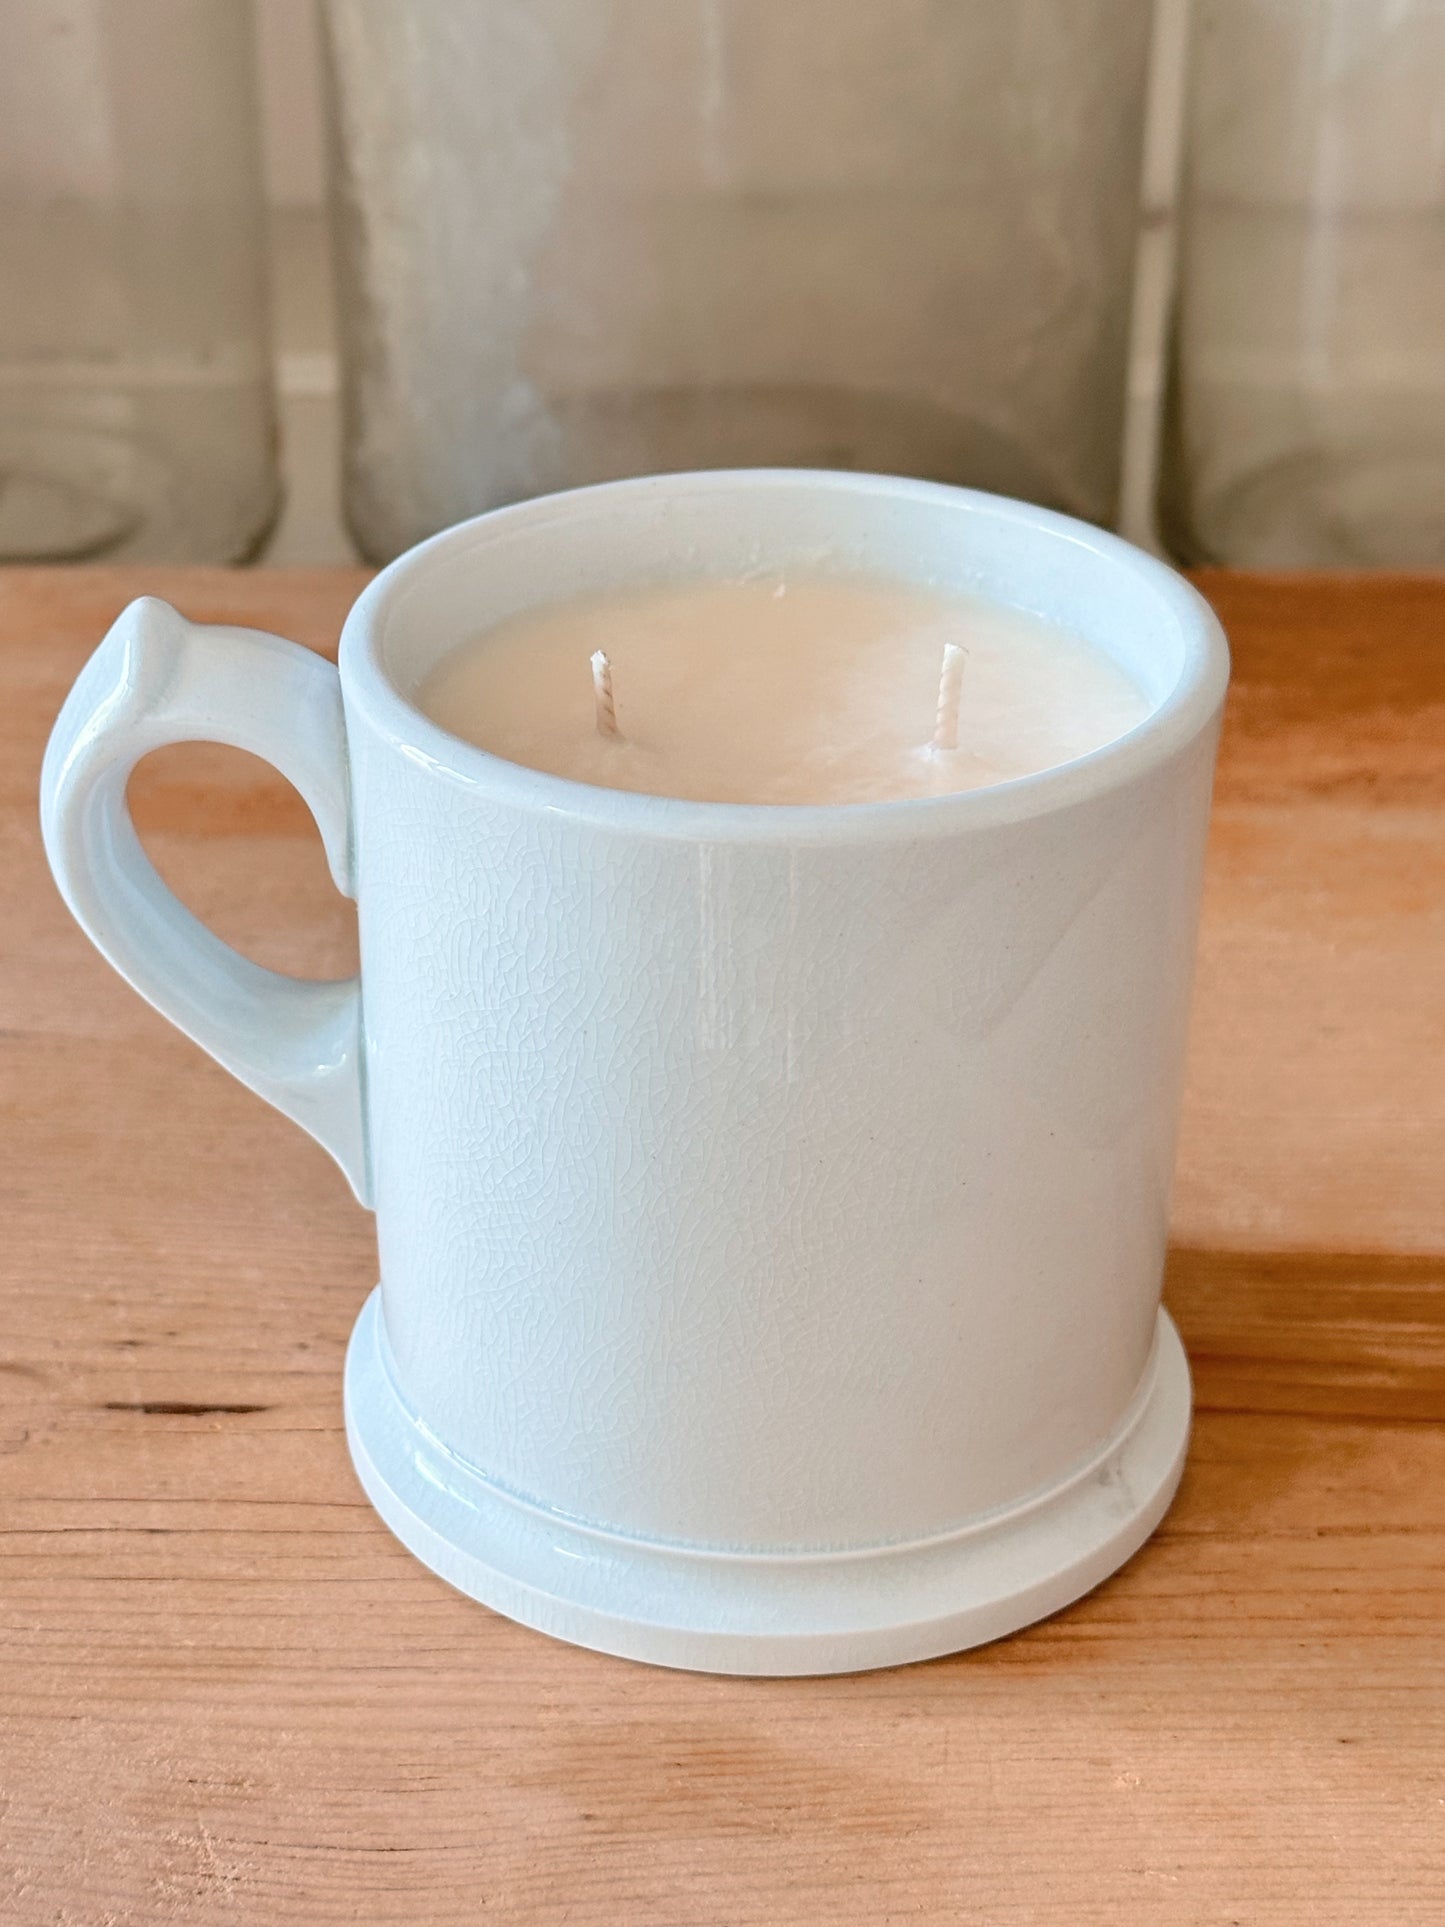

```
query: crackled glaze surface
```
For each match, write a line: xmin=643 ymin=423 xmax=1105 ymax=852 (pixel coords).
xmin=350 ymin=726 xmax=1216 ymax=1550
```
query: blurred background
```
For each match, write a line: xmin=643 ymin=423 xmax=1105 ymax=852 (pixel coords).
xmin=1 ymin=0 xmax=1441 ymax=574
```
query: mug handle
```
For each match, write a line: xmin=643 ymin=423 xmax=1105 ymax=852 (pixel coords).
xmin=39 ymin=596 xmax=370 ymax=1206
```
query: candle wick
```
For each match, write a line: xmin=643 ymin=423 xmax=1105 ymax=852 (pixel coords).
xmin=591 ymin=649 xmax=621 ymax=741
xmin=931 ymin=642 xmax=967 ymax=754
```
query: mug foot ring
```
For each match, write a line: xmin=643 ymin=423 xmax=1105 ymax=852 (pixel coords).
xmin=344 ymin=1289 xmax=1190 ymax=1676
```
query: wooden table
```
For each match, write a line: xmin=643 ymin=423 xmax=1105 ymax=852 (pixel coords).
xmin=2 ymin=568 xmax=1442 ymax=1924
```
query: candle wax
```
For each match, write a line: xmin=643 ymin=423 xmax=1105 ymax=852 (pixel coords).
xmin=417 ymin=573 xmax=1150 ymax=806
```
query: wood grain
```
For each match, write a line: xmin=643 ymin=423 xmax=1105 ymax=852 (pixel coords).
xmin=1 ymin=567 xmax=1442 ymax=1924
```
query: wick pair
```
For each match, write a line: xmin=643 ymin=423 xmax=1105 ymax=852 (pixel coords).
xmin=590 ymin=642 xmax=969 ymax=754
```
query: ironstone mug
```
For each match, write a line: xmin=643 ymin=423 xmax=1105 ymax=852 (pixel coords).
xmin=40 ymin=471 xmax=1229 ymax=1673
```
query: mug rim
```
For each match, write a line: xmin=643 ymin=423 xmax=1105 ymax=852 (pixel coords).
xmin=338 ymin=469 xmax=1230 ymax=842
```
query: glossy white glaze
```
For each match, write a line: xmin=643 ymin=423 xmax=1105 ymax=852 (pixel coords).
xmin=40 ymin=472 xmax=1229 ymax=1672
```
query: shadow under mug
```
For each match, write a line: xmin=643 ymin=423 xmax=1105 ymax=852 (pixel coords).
xmin=41 ymin=471 xmax=1229 ymax=1674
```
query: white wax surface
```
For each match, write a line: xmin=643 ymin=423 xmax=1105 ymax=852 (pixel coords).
xmin=417 ymin=574 xmax=1150 ymax=806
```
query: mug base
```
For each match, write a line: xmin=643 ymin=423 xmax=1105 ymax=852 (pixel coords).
xmin=343 ymin=1290 xmax=1190 ymax=1676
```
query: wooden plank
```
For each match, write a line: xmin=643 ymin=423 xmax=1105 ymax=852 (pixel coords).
xmin=1169 ymin=1246 xmax=1445 ymax=1421
xmin=1175 ymin=573 xmax=1445 ymax=1259
xmin=1 ymin=568 xmax=1442 ymax=1924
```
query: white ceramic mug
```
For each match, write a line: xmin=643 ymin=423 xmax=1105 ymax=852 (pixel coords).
xmin=41 ymin=472 xmax=1228 ymax=1674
